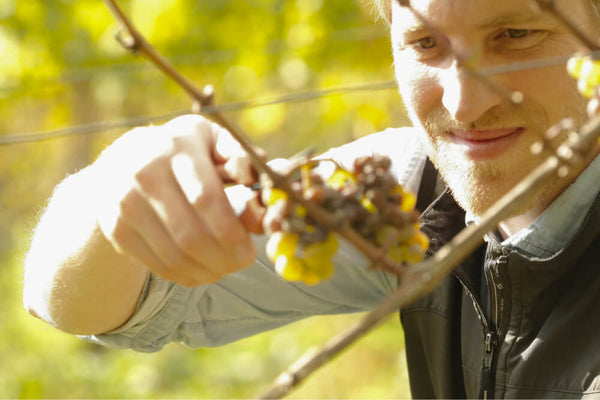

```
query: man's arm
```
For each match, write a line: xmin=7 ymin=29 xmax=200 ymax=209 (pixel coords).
xmin=23 ymin=165 xmax=149 ymax=335
xmin=23 ymin=115 xmax=259 ymax=335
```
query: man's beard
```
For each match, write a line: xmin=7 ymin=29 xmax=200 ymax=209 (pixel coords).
xmin=411 ymin=99 xmax=585 ymax=219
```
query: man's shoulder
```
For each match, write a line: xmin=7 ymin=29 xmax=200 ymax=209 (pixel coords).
xmin=326 ymin=126 xmax=423 ymax=160
xmin=351 ymin=126 xmax=421 ymax=150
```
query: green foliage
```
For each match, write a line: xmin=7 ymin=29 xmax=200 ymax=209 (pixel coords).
xmin=0 ymin=0 xmax=411 ymax=397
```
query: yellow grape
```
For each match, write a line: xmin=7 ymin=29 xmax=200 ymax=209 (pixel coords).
xmin=295 ymin=204 xmax=307 ymax=218
xmin=578 ymin=78 xmax=597 ymax=99
xmin=404 ymin=244 xmax=426 ymax=264
xmin=302 ymin=233 xmax=338 ymax=259
xmin=266 ymin=231 xmax=299 ymax=262
xmin=581 ymin=58 xmax=600 ymax=86
xmin=261 ymin=187 xmax=288 ymax=206
xmin=569 ymin=56 xmax=600 ymax=98
xmin=408 ymin=231 xmax=430 ymax=251
xmin=384 ymin=239 xmax=427 ymax=265
xmin=385 ymin=245 xmax=405 ymax=263
xmin=360 ymin=196 xmax=377 ymax=213
xmin=392 ymin=185 xmax=417 ymax=212
xmin=566 ymin=56 xmax=600 ymax=98
xmin=377 ymin=224 xmax=418 ymax=246
xmin=302 ymin=257 xmax=334 ymax=282
xmin=376 ymin=225 xmax=399 ymax=246
xmin=275 ymin=255 xmax=306 ymax=281
xmin=567 ymin=56 xmax=585 ymax=79
xmin=327 ymin=168 xmax=356 ymax=190
xmin=299 ymin=270 xmax=322 ymax=285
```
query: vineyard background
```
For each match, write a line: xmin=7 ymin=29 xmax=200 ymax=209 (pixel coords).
xmin=0 ymin=0 xmax=414 ymax=398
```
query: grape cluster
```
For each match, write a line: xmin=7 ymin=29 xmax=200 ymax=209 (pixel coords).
xmin=261 ymin=154 xmax=429 ymax=285
xmin=567 ymin=55 xmax=600 ymax=98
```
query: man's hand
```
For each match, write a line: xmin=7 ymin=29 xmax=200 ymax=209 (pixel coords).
xmin=95 ymin=115 xmax=261 ymax=287
xmin=23 ymin=114 xmax=266 ymax=334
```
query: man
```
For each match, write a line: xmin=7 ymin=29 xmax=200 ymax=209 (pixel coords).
xmin=23 ymin=0 xmax=600 ymax=397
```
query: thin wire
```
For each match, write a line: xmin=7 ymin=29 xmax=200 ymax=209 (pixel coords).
xmin=4 ymin=44 xmax=595 ymax=146
xmin=0 ymin=24 xmax=387 ymax=95
xmin=0 ymin=80 xmax=398 ymax=145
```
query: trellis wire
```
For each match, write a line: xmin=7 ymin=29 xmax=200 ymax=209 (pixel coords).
xmin=0 ymin=23 xmax=387 ymax=95
xmin=0 ymin=80 xmax=397 ymax=145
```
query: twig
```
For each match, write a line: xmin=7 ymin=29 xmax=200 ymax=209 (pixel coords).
xmin=534 ymin=0 xmax=600 ymax=51
xmin=256 ymin=113 xmax=600 ymax=399
xmin=102 ymin=0 xmax=267 ymax=177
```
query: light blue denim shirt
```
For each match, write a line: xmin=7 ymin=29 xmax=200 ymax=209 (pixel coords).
xmin=502 ymin=154 xmax=600 ymax=258
xmin=83 ymin=128 xmax=427 ymax=351
xmin=83 ymin=129 xmax=600 ymax=352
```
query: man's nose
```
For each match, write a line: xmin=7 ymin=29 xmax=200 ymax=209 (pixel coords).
xmin=440 ymin=61 xmax=503 ymax=123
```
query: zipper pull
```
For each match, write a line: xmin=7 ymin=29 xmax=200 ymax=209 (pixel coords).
xmin=485 ymin=331 xmax=497 ymax=357
xmin=480 ymin=331 xmax=498 ymax=399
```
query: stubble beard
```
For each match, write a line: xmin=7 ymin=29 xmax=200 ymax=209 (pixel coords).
xmin=411 ymin=99 xmax=587 ymax=219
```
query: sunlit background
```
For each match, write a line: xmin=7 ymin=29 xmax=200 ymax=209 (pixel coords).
xmin=0 ymin=0 xmax=413 ymax=397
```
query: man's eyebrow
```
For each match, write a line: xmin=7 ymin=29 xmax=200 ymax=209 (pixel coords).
xmin=401 ymin=11 xmax=555 ymax=36
xmin=402 ymin=24 xmax=429 ymax=37
xmin=475 ymin=12 xmax=554 ymax=28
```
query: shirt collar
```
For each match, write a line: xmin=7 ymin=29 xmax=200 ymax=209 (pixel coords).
xmin=464 ymin=154 xmax=600 ymax=259
xmin=503 ymin=154 xmax=600 ymax=258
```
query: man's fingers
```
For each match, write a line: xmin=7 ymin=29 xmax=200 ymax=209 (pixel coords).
xmin=99 ymin=193 xmax=212 ymax=287
xmin=169 ymin=144 xmax=256 ymax=266
xmin=211 ymin=122 xmax=265 ymax=185
xmin=118 ymin=188 xmax=225 ymax=286
xmin=239 ymin=193 xmax=266 ymax=234
xmin=97 ymin=114 xmax=260 ymax=286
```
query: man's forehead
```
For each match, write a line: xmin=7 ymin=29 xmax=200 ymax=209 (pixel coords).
xmin=390 ymin=0 xmax=566 ymax=35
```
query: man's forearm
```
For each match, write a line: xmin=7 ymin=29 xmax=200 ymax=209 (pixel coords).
xmin=23 ymin=166 xmax=148 ymax=335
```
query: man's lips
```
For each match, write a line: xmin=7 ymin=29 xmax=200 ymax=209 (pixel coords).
xmin=446 ymin=127 xmax=525 ymax=159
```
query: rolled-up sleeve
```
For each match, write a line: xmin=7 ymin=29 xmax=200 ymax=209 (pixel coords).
xmin=82 ymin=236 xmax=398 ymax=351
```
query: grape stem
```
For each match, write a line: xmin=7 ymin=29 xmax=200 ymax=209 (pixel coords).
xmin=533 ymin=0 xmax=600 ymax=51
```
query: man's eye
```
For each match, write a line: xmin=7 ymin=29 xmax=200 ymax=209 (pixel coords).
xmin=503 ymin=28 xmax=532 ymax=39
xmin=416 ymin=36 xmax=437 ymax=49
xmin=492 ymin=28 xmax=545 ymax=51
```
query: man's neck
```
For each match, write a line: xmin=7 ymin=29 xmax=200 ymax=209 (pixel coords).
xmin=497 ymin=208 xmax=544 ymax=240
xmin=496 ymin=149 xmax=600 ymax=240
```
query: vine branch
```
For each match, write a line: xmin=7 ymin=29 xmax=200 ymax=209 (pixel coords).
xmin=256 ymin=112 xmax=600 ymax=399
xmin=533 ymin=0 xmax=600 ymax=51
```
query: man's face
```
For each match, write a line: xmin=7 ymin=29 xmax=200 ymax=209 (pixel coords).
xmin=391 ymin=0 xmax=594 ymax=218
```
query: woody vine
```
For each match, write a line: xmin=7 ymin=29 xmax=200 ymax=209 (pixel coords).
xmin=102 ymin=0 xmax=600 ymax=398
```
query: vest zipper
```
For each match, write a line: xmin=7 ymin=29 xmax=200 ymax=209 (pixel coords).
xmin=479 ymin=248 xmax=507 ymax=399
xmin=452 ymin=242 xmax=507 ymax=399
xmin=480 ymin=330 xmax=498 ymax=399
xmin=464 ymin=280 xmax=498 ymax=399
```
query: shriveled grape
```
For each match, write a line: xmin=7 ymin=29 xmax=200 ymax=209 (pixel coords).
xmin=260 ymin=154 xmax=429 ymax=285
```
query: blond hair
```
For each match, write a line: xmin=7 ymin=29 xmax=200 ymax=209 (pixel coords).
xmin=372 ymin=0 xmax=600 ymax=24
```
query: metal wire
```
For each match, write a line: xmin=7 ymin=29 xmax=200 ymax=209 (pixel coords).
xmin=0 ymin=79 xmax=397 ymax=145
xmin=0 ymin=24 xmax=387 ymax=95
